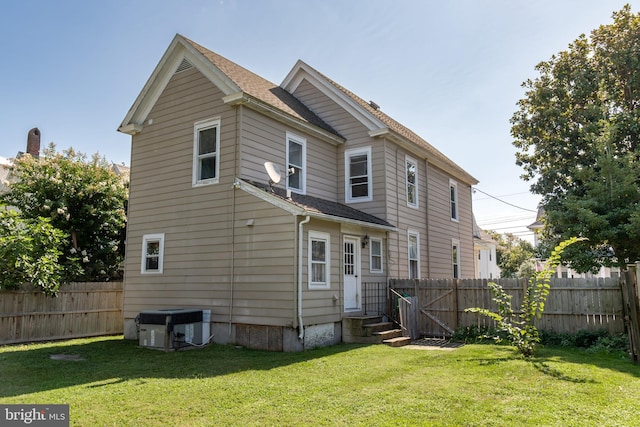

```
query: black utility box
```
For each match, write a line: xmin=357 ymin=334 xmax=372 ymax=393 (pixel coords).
xmin=139 ymin=308 xmax=203 ymax=326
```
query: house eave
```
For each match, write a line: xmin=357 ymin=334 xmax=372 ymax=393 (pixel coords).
xmin=119 ymin=34 xmax=241 ymax=134
xmin=281 ymin=61 xmax=386 ymax=132
xmin=224 ymin=92 xmax=345 ymax=146
xmin=369 ymin=127 xmax=479 ymax=186
xmin=117 ymin=123 xmax=144 ymax=135
xmin=234 ymin=179 xmax=396 ymax=232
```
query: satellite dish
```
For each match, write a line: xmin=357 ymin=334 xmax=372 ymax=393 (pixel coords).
xmin=264 ymin=162 xmax=282 ymax=192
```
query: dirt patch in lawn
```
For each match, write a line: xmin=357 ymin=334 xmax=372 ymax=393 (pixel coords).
xmin=403 ymin=338 xmax=464 ymax=351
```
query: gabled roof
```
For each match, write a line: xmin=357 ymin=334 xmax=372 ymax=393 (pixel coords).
xmin=119 ymin=34 xmax=342 ymax=143
xmin=236 ymin=179 xmax=396 ymax=231
xmin=282 ymin=61 xmax=478 ymax=186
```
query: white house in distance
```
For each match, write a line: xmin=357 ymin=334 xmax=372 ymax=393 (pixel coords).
xmin=473 ymin=217 xmax=500 ymax=279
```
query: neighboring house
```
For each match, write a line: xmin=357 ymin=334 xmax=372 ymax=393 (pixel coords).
xmin=473 ymin=217 xmax=500 ymax=279
xmin=118 ymin=34 xmax=478 ymax=351
xmin=111 ymin=163 xmax=130 ymax=185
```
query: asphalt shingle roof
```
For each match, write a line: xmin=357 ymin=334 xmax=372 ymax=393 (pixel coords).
xmin=183 ymin=37 xmax=342 ymax=138
xmin=244 ymin=180 xmax=395 ymax=229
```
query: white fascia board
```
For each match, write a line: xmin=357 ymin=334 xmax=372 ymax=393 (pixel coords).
xmin=118 ymin=34 xmax=240 ymax=132
xmin=370 ymin=128 xmax=479 ymax=186
xmin=234 ymin=179 xmax=304 ymax=216
xmin=281 ymin=61 xmax=385 ymax=132
xmin=117 ymin=123 xmax=144 ymax=135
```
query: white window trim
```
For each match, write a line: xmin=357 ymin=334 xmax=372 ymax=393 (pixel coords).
xmin=141 ymin=233 xmax=165 ymax=274
xmin=345 ymin=146 xmax=373 ymax=203
xmin=452 ymin=238 xmax=460 ymax=279
xmin=406 ymin=155 xmax=418 ymax=208
xmin=449 ymin=179 xmax=459 ymax=222
xmin=408 ymin=230 xmax=420 ymax=279
xmin=286 ymin=131 xmax=306 ymax=194
xmin=308 ymin=231 xmax=331 ymax=289
xmin=369 ymin=237 xmax=384 ymax=274
xmin=192 ymin=117 xmax=221 ymax=187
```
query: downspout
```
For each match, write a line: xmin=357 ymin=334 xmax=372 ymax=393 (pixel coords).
xmin=298 ymin=215 xmax=311 ymax=340
xmin=425 ymin=159 xmax=431 ymax=276
xmin=229 ymin=104 xmax=243 ymax=335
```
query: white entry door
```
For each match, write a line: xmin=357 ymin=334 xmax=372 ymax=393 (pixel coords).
xmin=343 ymin=236 xmax=361 ymax=312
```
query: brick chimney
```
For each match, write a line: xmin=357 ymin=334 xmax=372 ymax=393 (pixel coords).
xmin=27 ymin=128 xmax=40 ymax=158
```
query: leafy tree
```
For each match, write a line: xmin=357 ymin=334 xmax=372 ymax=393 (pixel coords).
xmin=1 ymin=144 xmax=127 ymax=282
xmin=487 ymin=231 xmax=535 ymax=278
xmin=466 ymin=237 xmax=582 ymax=357
xmin=0 ymin=210 xmax=72 ymax=295
xmin=511 ymin=5 xmax=640 ymax=270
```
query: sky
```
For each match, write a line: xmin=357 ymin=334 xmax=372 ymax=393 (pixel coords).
xmin=0 ymin=0 xmax=635 ymax=242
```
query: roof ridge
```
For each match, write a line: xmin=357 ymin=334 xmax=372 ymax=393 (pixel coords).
xmin=293 ymin=60 xmax=477 ymax=184
xmin=180 ymin=36 xmax=341 ymax=138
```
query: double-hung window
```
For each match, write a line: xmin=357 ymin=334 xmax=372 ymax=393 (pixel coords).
xmin=370 ymin=238 xmax=383 ymax=273
xmin=309 ymin=231 xmax=330 ymax=289
xmin=345 ymin=147 xmax=372 ymax=203
xmin=452 ymin=239 xmax=460 ymax=278
xmin=193 ymin=118 xmax=220 ymax=186
xmin=286 ymin=132 xmax=306 ymax=193
xmin=406 ymin=156 xmax=418 ymax=208
xmin=408 ymin=231 xmax=420 ymax=279
xmin=449 ymin=179 xmax=459 ymax=221
xmin=141 ymin=233 xmax=165 ymax=274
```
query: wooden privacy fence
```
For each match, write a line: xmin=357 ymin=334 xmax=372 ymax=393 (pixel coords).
xmin=389 ymin=278 xmax=624 ymax=337
xmin=0 ymin=282 xmax=123 ymax=345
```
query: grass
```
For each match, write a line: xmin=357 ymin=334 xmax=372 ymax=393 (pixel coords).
xmin=1 ymin=336 xmax=639 ymax=426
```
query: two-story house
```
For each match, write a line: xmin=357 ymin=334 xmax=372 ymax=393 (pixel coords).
xmin=118 ymin=35 xmax=478 ymax=351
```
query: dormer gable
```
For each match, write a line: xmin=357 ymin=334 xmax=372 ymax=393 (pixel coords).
xmin=281 ymin=60 xmax=478 ymax=186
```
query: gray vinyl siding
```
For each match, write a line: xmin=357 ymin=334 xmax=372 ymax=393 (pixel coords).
xmin=425 ymin=164 xmax=474 ymax=278
xmin=238 ymin=107 xmax=338 ymax=201
xmin=291 ymin=79 xmax=387 ymax=219
xmin=300 ymin=219 xmax=342 ymax=325
xmin=124 ymin=67 xmax=298 ymax=327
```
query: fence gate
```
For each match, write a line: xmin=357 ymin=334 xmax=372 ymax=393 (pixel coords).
xmin=419 ymin=279 xmax=458 ymax=337
xmin=389 ymin=279 xmax=458 ymax=337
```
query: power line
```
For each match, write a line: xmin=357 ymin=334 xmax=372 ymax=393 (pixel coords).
xmin=473 ymin=191 xmax=531 ymax=201
xmin=472 ymin=187 xmax=537 ymax=213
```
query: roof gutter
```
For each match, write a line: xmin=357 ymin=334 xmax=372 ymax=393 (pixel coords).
xmin=233 ymin=178 xmax=396 ymax=232
xmin=369 ymin=127 xmax=479 ymax=186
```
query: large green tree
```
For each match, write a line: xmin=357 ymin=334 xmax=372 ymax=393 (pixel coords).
xmin=511 ymin=5 xmax=640 ymax=270
xmin=486 ymin=231 xmax=535 ymax=278
xmin=1 ymin=144 xmax=128 ymax=282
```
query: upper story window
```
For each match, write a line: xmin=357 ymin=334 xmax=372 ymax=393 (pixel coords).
xmin=193 ymin=118 xmax=220 ymax=186
xmin=309 ymin=231 xmax=330 ymax=289
xmin=408 ymin=231 xmax=420 ymax=279
xmin=345 ymin=147 xmax=372 ymax=203
xmin=452 ymin=239 xmax=460 ymax=279
xmin=286 ymin=132 xmax=306 ymax=194
xmin=370 ymin=238 xmax=383 ymax=273
xmin=406 ymin=156 xmax=418 ymax=208
xmin=449 ymin=179 xmax=459 ymax=221
xmin=141 ymin=233 xmax=165 ymax=274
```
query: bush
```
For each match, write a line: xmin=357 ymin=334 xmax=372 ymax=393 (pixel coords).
xmin=538 ymin=329 xmax=629 ymax=354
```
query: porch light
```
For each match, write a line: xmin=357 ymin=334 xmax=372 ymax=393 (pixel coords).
xmin=362 ymin=234 xmax=369 ymax=248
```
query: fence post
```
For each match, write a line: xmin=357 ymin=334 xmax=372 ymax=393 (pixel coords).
xmin=621 ymin=268 xmax=640 ymax=363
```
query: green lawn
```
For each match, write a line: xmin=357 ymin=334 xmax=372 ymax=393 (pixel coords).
xmin=0 ymin=336 xmax=638 ymax=426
